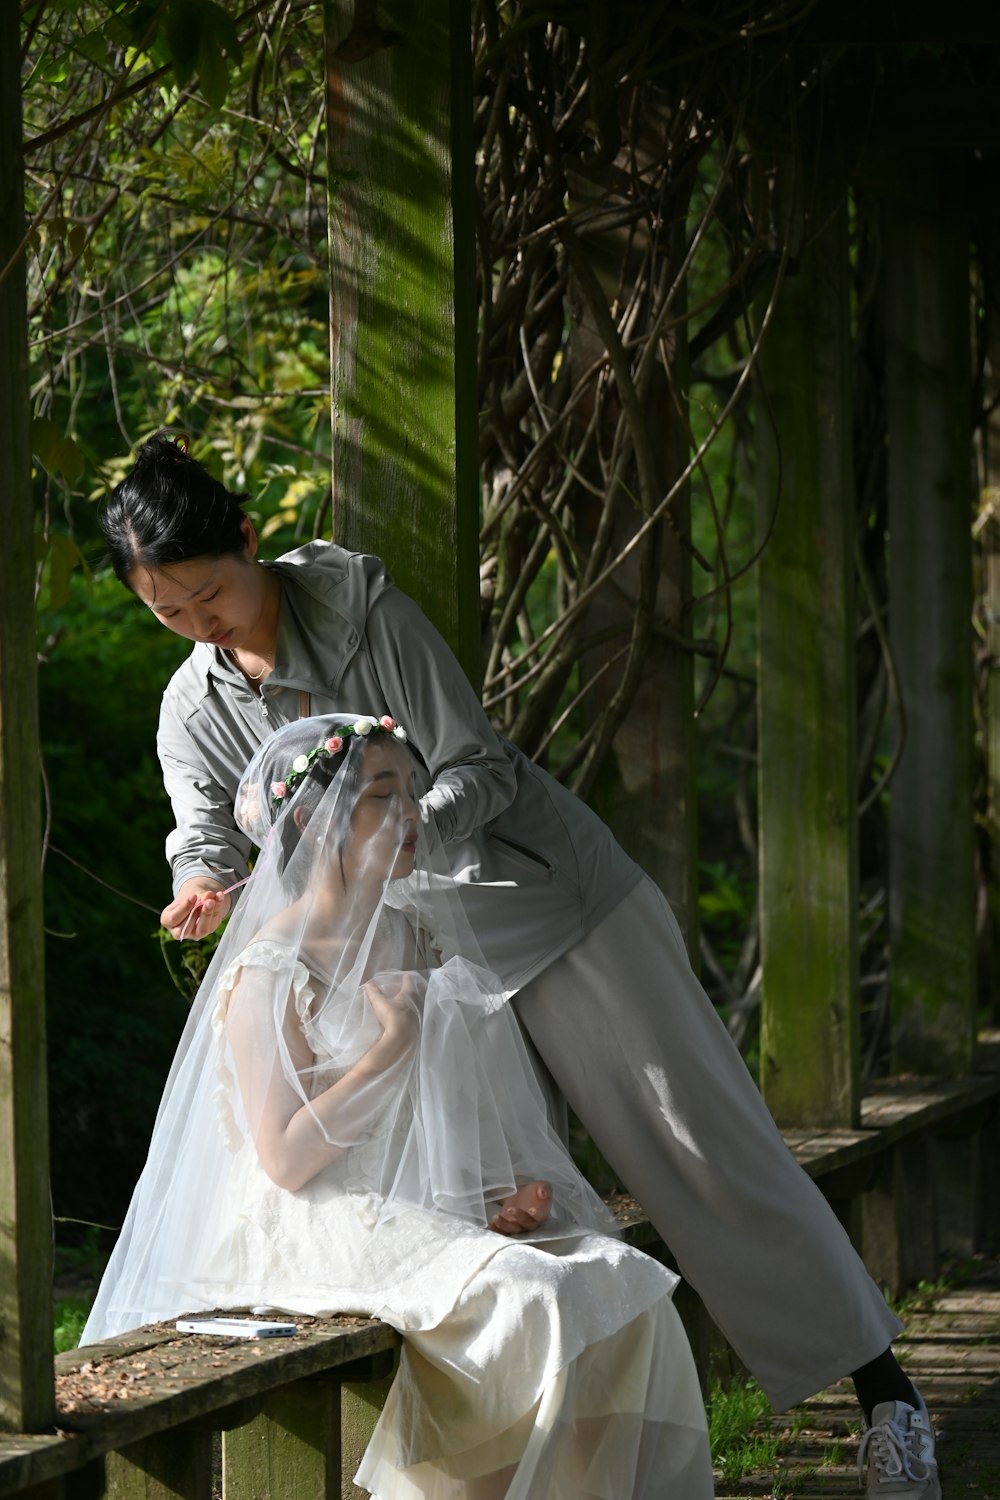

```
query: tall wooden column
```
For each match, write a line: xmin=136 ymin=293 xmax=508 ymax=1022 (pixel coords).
xmin=979 ymin=174 xmax=1000 ymax=1027
xmin=883 ymin=156 xmax=976 ymax=1074
xmin=755 ymin=151 xmax=860 ymax=1128
xmin=324 ymin=0 xmax=479 ymax=681
xmin=0 ymin=3 xmax=55 ymax=1431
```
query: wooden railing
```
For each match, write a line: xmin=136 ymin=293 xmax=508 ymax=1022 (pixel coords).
xmin=3 ymin=1033 xmax=998 ymax=1500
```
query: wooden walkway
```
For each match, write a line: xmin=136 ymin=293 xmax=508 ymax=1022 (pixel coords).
xmin=715 ymin=1251 xmax=1000 ymax=1499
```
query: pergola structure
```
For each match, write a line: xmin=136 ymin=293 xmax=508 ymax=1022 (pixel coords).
xmin=3 ymin=0 xmax=1000 ymax=1469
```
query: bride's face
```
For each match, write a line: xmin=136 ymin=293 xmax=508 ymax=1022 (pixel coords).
xmin=340 ymin=738 xmax=419 ymax=885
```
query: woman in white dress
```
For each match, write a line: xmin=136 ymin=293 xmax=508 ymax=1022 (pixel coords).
xmin=82 ymin=713 xmax=713 ymax=1499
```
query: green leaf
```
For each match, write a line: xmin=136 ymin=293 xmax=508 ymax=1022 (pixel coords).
xmin=75 ymin=31 xmax=112 ymax=69
xmin=196 ymin=37 xmax=230 ymax=108
xmin=35 ymin=532 xmax=91 ymax=612
xmin=67 ymin=224 xmax=90 ymax=260
xmin=31 ymin=417 xmax=85 ymax=484
xmin=161 ymin=0 xmax=241 ymax=102
xmin=40 ymin=54 xmax=71 ymax=84
xmin=163 ymin=0 xmax=200 ymax=86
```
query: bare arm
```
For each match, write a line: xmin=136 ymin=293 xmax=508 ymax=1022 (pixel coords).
xmin=228 ymin=972 xmax=419 ymax=1193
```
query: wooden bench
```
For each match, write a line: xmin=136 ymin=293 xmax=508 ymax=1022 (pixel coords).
xmin=3 ymin=1031 xmax=998 ymax=1500
xmin=2 ymin=1315 xmax=401 ymax=1499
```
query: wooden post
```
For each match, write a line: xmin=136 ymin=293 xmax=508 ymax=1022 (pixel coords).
xmin=883 ymin=155 xmax=976 ymax=1074
xmin=979 ymin=180 xmax=1000 ymax=1026
xmin=0 ymin=0 xmax=56 ymax=1433
xmin=223 ymin=1380 xmax=340 ymax=1499
xmin=340 ymin=1363 xmax=396 ymax=1499
xmin=324 ymin=0 xmax=479 ymax=681
xmin=599 ymin=482 xmax=699 ymax=951
xmin=105 ymin=1428 xmax=213 ymax=1500
xmin=755 ymin=147 xmax=860 ymax=1127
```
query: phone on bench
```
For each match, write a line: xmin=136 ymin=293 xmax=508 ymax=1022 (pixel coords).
xmin=175 ymin=1316 xmax=297 ymax=1338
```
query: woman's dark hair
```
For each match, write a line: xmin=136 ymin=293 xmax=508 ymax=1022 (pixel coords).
xmin=100 ymin=431 xmax=252 ymax=586
xmin=276 ymin=736 xmax=364 ymax=886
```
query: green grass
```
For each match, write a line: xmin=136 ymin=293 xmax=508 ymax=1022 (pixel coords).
xmin=54 ymin=1294 xmax=93 ymax=1354
xmin=708 ymin=1375 xmax=780 ymax=1482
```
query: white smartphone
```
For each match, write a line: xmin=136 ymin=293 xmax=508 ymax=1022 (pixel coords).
xmin=175 ymin=1316 xmax=297 ymax=1338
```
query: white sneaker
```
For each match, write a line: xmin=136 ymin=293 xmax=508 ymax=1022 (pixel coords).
xmin=858 ymin=1394 xmax=941 ymax=1498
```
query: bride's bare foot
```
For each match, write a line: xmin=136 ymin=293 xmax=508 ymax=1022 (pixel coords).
xmin=488 ymin=1180 xmax=552 ymax=1235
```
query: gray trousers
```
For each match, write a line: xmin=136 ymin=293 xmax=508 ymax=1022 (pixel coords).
xmin=512 ymin=876 xmax=901 ymax=1411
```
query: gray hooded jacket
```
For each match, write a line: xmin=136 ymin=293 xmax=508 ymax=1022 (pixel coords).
xmin=158 ymin=540 xmax=641 ymax=993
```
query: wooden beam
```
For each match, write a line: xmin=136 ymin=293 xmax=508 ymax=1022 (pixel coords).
xmin=978 ymin=173 xmax=1000 ymax=1027
xmin=755 ymin=137 xmax=860 ymax=1128
xmin=0 ymin=0 xmax=55 ymax=1434
xmin=324 ymin=0 xmax=479 ymax=682
xmin=883 ymin=153 xmax=977 ymax=1074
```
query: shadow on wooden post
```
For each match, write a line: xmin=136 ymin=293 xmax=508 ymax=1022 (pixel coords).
xmin=324 ymin=0 xmax=479 ymax=680
xmin=0 ymin=0 xmax=55 ymax=1438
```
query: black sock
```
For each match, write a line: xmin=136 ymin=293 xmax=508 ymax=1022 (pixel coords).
xmin=851 ymin=1349 xmax=919 ymax=1424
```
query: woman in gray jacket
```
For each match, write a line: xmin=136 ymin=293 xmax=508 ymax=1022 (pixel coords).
xmin=100 ymin=432 xmax=940 ymax=1500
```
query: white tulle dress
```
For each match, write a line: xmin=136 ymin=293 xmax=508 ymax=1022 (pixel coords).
xmin=82 ymin=715 xmax=712 ymax=1498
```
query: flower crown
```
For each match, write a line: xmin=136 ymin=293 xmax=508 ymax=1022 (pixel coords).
xmin=270 ymin=716 xmax=408 ymax=812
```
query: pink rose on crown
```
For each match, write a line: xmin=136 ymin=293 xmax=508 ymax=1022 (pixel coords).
xmin=271 ymin=781 xmax=287 ymax=799
xmin=325 ymin=735 xmax=343 ymax=754
xmin=379 ymin=715 xmax=395 ymax=731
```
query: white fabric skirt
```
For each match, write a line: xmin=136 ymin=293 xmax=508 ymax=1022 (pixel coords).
xmin=355 ymin=1235 xmax=712 ymax=1500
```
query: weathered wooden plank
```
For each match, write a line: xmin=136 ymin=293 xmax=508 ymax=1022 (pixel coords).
xmin=882 ymin=153 xmax=976 ymax=1073
xmin=104 ymin=1427 xmax=212 ymax=1500
xmin=340 ymin=1360 xmax=396 ymax=1500
xmin=862 ymin=1074 xmax=1000 ymax=1130
xmin=754 ymin=132 xmax=859 ymax=1128
xmin=0 ymin=0 xmax=55 ymax=1435
xmin=0 ymin=1323 xmax=399 ymax=1497
xmin=980 ymin=189 xmax=1000 ymax=1029
xmin=324 ymin=0 xmax=479 ymax=679
xmin=222 ymin=1380 xmax=339 ymax=1500
xmin=861 ymin=1136 xmax=939 ymax=1297
xmin=9 ymin=1482 xmax=63 ymax=1500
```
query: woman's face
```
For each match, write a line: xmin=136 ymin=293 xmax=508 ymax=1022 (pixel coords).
xmin=127 ymin=520 xmax=267 ymax=649
xmin=342 ymin=739 xmax=419 ymax=885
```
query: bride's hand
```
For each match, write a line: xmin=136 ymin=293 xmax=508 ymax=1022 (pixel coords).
xmin=488 ymin=1181 xmax=552 ymax=1235
xmin=364 ymin=975 xmax=421 ymax=1048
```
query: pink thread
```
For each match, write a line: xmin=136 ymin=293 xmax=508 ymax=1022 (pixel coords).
xmin=177 ymin=876 xmax=250 ymax=940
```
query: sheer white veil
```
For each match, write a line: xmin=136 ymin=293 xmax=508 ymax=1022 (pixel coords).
xmin=83 ymin=714 xmax=616 ymax=1342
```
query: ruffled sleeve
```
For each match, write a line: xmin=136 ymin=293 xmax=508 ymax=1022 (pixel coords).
xmin=211 ymin=940 xmax=315 ymax=1152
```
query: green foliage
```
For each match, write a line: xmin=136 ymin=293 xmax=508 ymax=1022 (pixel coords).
xmin=698 ymin=858 xmax=755 ymax=968
xmin=159 ymin=921 xmax=224 ymax=1002
xmin=39 ymin=570 xmax=193 ymax=1224
xmin=24 ymin=0 xmax=332 ymax=597
xmin=20 ymin=0 xmax=335 ymax=1251
xmin=54 ymin=1222 xmax=109 ymax=1284
xmin=707 ymin=1375 xmax=777 ymax=1482
xmin=54 ymin=1295 xmax=93 ymax=1354
xmin=161 ymin=0 xmax=243 ymax=107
